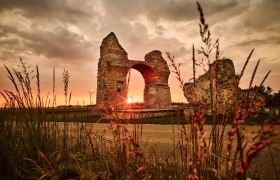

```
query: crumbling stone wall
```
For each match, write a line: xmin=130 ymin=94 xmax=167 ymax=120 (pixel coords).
xmin=184 ymin=59 xmax=238 ymax=113
xmin=142 ymin=51 xmax=171 ymax=109
xmin=96 ymin=32 xmax=172 ymax=109
xmin=96 ymin=32 xmax=129 ymax=109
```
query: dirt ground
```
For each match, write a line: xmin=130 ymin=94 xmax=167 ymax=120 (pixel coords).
xmin=65 ymin=123 xmax=280 ymax=179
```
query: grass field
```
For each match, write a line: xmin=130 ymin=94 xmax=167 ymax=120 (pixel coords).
xmin=1 ymin=118 xmax=278 ymax=179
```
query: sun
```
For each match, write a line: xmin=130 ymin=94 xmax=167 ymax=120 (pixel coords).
xmin=127 ymin=96 xmax=133 ymax=104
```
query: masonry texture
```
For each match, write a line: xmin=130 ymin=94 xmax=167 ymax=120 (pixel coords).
xmin=184 ymin=59 xmax=238 ymax=113
xmin=96 ymin=32 xmax=172 ymax=109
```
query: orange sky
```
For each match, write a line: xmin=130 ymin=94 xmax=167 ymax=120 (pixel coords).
xmin=0 ymin=0 xmax=280 ymax=106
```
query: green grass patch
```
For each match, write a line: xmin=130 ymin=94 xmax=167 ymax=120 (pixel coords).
xmin=46 ymin=112 xmax=277 ymax=125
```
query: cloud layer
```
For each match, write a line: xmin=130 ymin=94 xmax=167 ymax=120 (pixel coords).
xmin=0 ymin=0 xmax=279 ymax=105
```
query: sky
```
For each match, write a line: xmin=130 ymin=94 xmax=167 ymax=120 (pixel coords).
xmin=0 ymin=0 xmax=279 ymax=106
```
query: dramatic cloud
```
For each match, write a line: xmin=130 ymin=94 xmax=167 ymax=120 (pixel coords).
xmin=102 ymin=0 xmax=238 ymax=22
xmin=22 ymin=26 xmax=95 ymax=61
xmin=0 ymin=0 xmax=279 ymax=105
xmin=0 ymin=0 xmax=93 ymax=23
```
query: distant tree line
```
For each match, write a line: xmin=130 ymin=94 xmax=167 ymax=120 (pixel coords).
xmin=253 ymin=85 xmax=280 ymax=107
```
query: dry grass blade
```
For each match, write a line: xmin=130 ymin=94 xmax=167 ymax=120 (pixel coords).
xmin=243 ymin=59 xmax=260 ymax=110
xmin=62 ymin=69 xmax=70 ymax=106
xmin=259 ymin=70 xmax=271 ymax=87
xmin=249 ymin=59 xmax=260 ymax=90
xmin=192 ymin=44 xmax=196 ymax=87
xmin=36 ymin=65 xmax=42 ymax=108
xmin=38 ymin=150 xmax=59 ymax=180
xmin=237 ymin=49 xmax=254 ymax=84
xmin=166 ymin=52 xmax=185 ymax=90
xmin=249 ymin=70 xmax=271 ymax=109
xmin=197 ymin=2 xmax=205 ymax=25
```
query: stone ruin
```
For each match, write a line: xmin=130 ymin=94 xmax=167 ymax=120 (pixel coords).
xmin=184 ymin=59 xmax=238 ymax=113
xmin=96 ymin=32 xmax=243 ymax=113
xmin=96 ymin=32 xmax=172 ymax=109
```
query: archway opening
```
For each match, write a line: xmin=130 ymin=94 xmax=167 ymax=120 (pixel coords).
xmin=126 ymin=69 xmax=144 ymax=105
xmin=126 ymin=63 xmax=156 ymax=109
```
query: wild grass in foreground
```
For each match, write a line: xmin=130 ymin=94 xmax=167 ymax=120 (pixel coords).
xmin=166 ymin=2 xmax=279 ymax=179
xmin=1 ymin=2 xmax=280 ymax=180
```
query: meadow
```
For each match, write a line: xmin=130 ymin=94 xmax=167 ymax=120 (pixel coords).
xmin=1 ymin=2 xmax=280 ymax=180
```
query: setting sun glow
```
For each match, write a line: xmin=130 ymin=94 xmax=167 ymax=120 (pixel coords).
xmin=127 ymin=96 xmax=133 ymax=104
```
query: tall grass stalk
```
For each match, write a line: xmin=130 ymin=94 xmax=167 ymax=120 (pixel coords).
xmin=166 ymin=2 xmax=278 ymax=179
xmin=0 ymin=61 xmax=91 ymax=179
xmin=62 ymin=69 xmax=70 ymax=106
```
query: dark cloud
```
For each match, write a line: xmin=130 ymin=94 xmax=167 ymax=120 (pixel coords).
xmin=242 ymin=0 xmax=280 ymax=31
xmin=155 ymin=26 xmax=165 ymax=36
xmin=147 ymin=0 xmax=238 ymax=22
xmin=22 ymin=26 xmax=95 ymax=61
xmin=222 ymin=0 xmax=280 ymax=38
xmin=0 ymin=25 xmax=18 ymax=36
xmin=0 ymin=24 xmax=96 ymax=64
xmin=0 ymin=37 xmax=20 ymax=48
xmin=234 ymin=37 xmax=280 ymax=47
xmin=0 ymin=25 xmax=28 ymax=62
xmin=0 ymin=0 xmax=93 ymax=23
xmin=0 ymin=38 xmax=22 ymax=62
xmin=0 ymin=26 xmax=8 ymax=38
xmin=102 ymin=0 xmax=238 ymax=22
xmin=0 ymin=51 xmax=20 ymax=63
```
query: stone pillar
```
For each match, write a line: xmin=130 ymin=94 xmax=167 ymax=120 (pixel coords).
xmin=96 ymin=32 xmax=129 ymax=109
xmin=143 ymin=50 xmax=172 ymax=109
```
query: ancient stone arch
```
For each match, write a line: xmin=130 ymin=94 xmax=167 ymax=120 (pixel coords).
xmin=96 ymin=32 xmax=172 ymax=109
